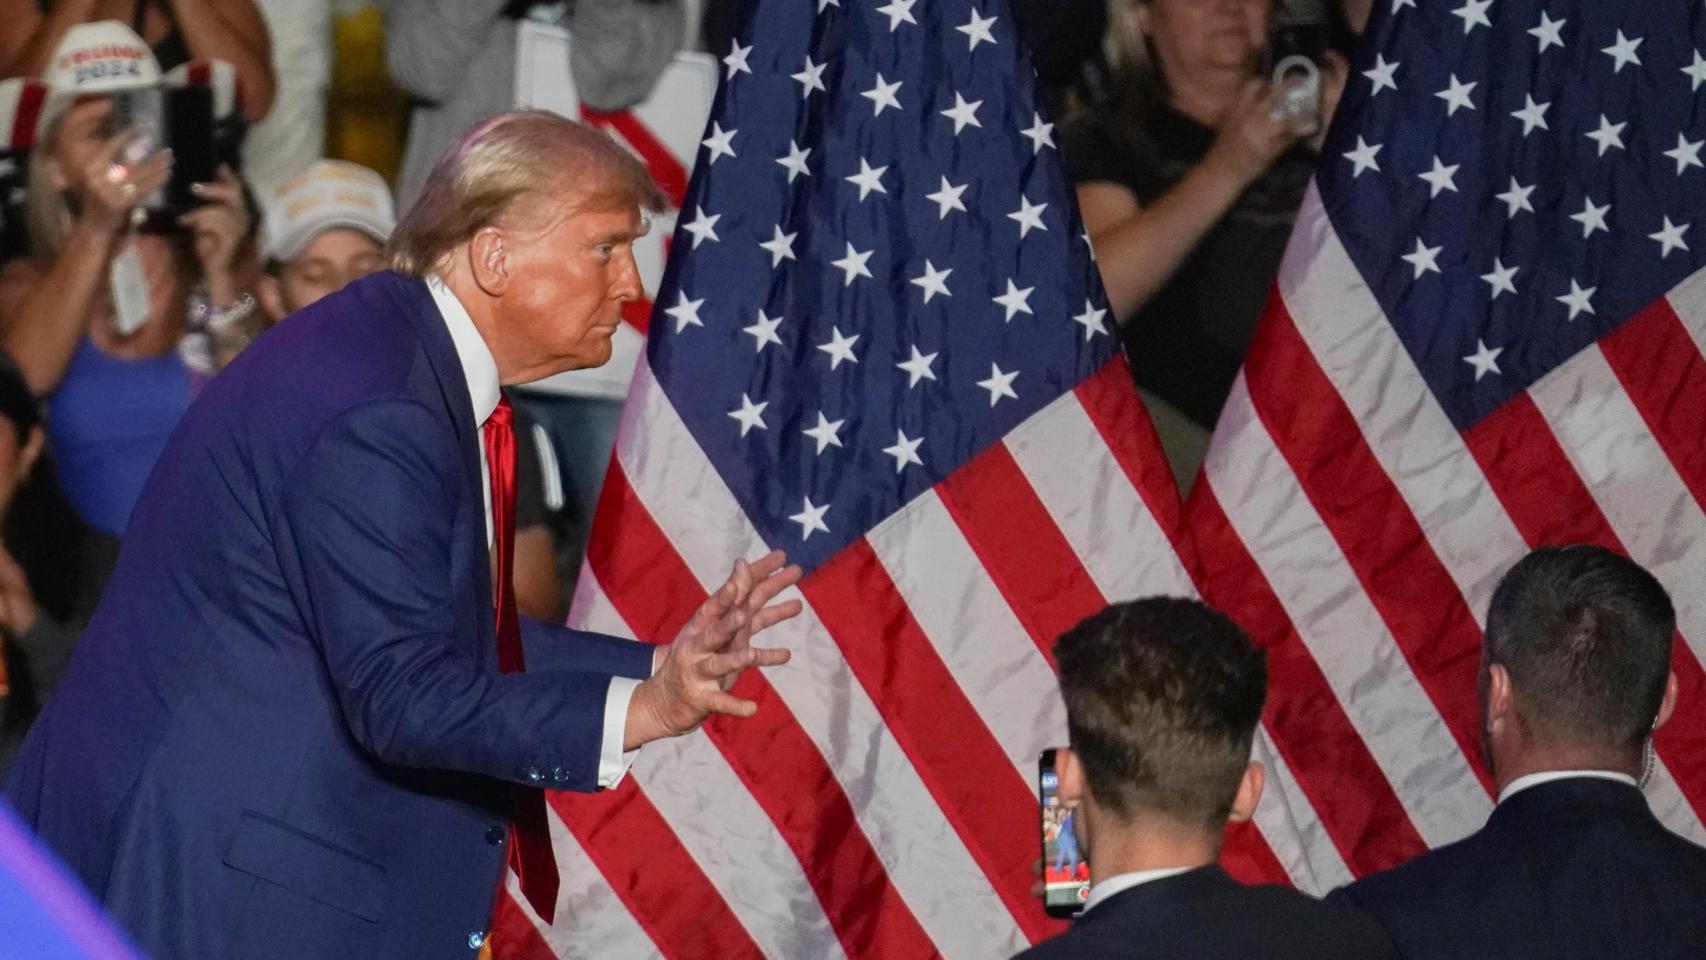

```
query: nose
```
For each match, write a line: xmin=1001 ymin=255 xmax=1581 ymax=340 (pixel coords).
xmin=611 ymin=247 xmax=644 ymax=302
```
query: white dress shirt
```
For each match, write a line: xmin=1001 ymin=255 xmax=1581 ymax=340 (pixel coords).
xmin=1496 ymin=769 xmax=1639 ymax=805
xmin=1081 ymin=865 xmax=1195 ymax=915
xmin=427 ymin=276 xmax=640 ymax=789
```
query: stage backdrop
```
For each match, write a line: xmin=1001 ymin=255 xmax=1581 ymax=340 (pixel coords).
xmin=492 ymin=0 xmax=1706 ymax=957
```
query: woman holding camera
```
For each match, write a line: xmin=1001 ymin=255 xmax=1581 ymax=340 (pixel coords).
xmin=1064 ymin=0 xmax=1346 ymax=490
xmin=0 ymin=26 xmax=253 ymax=612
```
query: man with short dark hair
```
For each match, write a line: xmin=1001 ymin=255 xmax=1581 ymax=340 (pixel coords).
xmin=1017 ymin=597 xmax=1396 ymax=960
xmin=1330 ymin=545 xmax=1706 ymax=958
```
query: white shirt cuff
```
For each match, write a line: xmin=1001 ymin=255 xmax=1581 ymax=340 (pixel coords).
xmin=597 ymin=676 xmax=643 ymax=789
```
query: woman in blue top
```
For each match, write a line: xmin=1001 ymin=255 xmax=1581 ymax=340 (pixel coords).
xmin=0 ymin=24 xmax=253 ymax=571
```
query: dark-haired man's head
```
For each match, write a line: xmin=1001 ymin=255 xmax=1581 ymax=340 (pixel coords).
xmin=1053 ymin=597 xmax=1268 ymax=876
xmin=1480 ymin=545 xmax=1679 ymax=788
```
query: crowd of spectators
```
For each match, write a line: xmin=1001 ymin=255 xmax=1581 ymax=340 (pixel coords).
xmin=0 ymin=0 xmax=1371 ymax=770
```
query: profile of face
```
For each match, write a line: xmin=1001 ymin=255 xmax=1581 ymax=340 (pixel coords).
xmin=480 ymin=193 xmax=647 ymax=380
xmin=1134 ymin=0 xmax=1273 ymax=79
xmin=260 ymin=228 xmax=388 ymax=321
xmin=45 ymin=96 xmax=119 ymax=199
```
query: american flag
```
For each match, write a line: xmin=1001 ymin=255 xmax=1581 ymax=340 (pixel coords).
xmin=1188 ymin=0 xmax=1706 ymax=891
xmin=487 ymin=0 xmax=1205 ymax=956
xmin=490 ymin=0 xmax=1706 ymax=955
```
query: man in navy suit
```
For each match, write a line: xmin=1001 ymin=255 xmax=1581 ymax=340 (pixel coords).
xmin=1330 ymin=545 xmax=1706 ymax=959
xmin=3 ymin=112 xmax=802 ymax=959
xmin=1016 ymin=598 xmax=1396 ymax=960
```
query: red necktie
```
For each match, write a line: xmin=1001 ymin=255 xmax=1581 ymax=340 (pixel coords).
xmin=483 ymin=396 xmax=560 ymax=923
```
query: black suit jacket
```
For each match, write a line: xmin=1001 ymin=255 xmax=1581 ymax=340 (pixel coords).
xmin=1015 ymin=866 xmax=1398 ymax=960
xmin=1332 ymin=777 xmax=1706 ymax=960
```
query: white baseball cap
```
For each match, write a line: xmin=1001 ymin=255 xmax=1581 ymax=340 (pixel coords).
xmin=38 ymin=21 xmax=161 ymax=135
xmin=261 ymin=160 xmax=396 ymax=263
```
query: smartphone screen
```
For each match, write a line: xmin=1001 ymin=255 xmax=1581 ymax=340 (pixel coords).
xmin=1039 ymin=748 xmax=1088 ymax=918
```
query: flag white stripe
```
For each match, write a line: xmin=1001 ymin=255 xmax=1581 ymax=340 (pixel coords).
xmin=617 ymin=363 xmax=1029 ymax=959
xmin=1664 ymin=267 xmax=1706 ymax=362
xmin=1003 ymin=391 xmax=1196 ymax=601
xmin=1205 ymin=376 xmax=1494 ymax=848
xmin=571 ymin=570 xmax=852 ymax=960
xmin=1276 ymin=185 xmax=1528 ymax=627
xmin=865 ymin=490 xmax=1068 ymax=785
xmin=1522 ymin=347 xmax=1706 ymax=844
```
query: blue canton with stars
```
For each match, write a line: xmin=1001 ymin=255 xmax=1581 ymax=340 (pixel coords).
xmin=1320 ymin=0 xmax=1706 ymax=431
xmin=646 ymin=0 xmax=1113 ymax=571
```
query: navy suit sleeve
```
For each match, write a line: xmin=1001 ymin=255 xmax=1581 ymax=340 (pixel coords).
xmin=274 ymin=398 xmax=612 ymax=791
xmin=519 ymin=616 xmax=655 ymax=679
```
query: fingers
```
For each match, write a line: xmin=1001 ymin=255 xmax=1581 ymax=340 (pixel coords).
xmin=743 ymin=562 xmax=803 ymax=611
xmin=704 ymin=690 xmax=759 ymax=719
xmin=746 ymin=598 xmax=803 ymax=635
xmin=191 ymin=174 xmax=245 ymax=208
xmin=746 ymin=549 xmax=788 ymax=580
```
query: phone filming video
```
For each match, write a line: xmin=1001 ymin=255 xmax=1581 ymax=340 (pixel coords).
xmin=1040 ymin=748 xmax=1089 ymax=918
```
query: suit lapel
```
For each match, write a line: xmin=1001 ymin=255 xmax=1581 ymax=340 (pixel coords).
xmin=380 ymin=272 xmax=485 ymax=509
xmin=378 ymin=272 xmax=498 ymax=648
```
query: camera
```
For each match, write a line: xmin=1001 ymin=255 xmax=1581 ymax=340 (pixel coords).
xmin=1269 ymin=2 xmax=1331 ymax=137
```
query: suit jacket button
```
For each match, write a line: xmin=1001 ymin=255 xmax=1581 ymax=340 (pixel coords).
xmin=525 ymin=767 xmax=543 ymax=783
xmin=550 ymin=766 xmax=568 ymax=783
xmin=486 ymin=825 xmax=505 ymax=845
xmin=468 ymin=932 xmax=486 ymax=950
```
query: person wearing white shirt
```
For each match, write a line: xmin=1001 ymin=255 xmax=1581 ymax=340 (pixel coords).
xmin=1015 ymin=598 xmax=1397 ymax=960
xmin=1332 ymin=545 xmax=1706 ymax=960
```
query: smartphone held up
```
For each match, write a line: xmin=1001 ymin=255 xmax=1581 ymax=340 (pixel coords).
xmin=1039 ymin=748 xmax=1089 ymax=919
xmin=109 ymin=81 xmax=217 ymax=233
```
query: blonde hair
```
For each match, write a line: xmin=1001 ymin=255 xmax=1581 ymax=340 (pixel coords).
xmin=388 ymin=110 xmax=667 ymax=278
xmin=24 ymin=117 xmax=75 ymax=261
xmin=1104 ymin=0 xmax=1154 ymax=83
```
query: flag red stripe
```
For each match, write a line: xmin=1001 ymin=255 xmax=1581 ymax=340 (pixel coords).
xmin=803 ymin=540 xmax=1063 ymax=945
xmin=1220 ymin=820 xmax=1293 ymax=887
xmin=551 ymin=786 xmax=764 ymax=960
xmin=1243 ymin=299 xmax=1494 ymax=792
xmin=934 ymin=443 xmax=1106 ymax=665
xmin=1600 ymin=301 xmax=1706 ymax=535
xmin=1464 ymin=393 xmax=1706 ymax=820
xmin=1190 ymin=485 xmax=1431 ymax=876
xmin=588 ymin=465 xmax=941 ymax=959
xmin=1071 ymin=357 xmax=1188 ymax=555
xmin=488 ymin=889 xmax=571 ymax=960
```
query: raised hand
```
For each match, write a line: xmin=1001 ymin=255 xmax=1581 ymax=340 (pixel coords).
xmin=624 ymin=550 xmax=803 ymax=749
xmin=79 ymin=130 xmax=172 ymax=235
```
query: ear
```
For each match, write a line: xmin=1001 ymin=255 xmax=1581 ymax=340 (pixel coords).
xmin=1655 ymin=670 xmax=1680 ymax=731
xmin=18 ymin=426 xmax=43 ymax=479
xmin=1057 ymin=748 xmax=1085 ymax=809
xmin=1227 ymin=760 xmax=1265 ymax=824
xmin=256 ymin=275 xmax=288 ymax=324
xmin=467 ymin=226 xmax=512 ymax=298
xmin=1484 ymin=662 xmax=1518 ymax=739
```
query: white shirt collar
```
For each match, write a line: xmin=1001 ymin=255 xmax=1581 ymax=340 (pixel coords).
xmin=425 ymin=274 xmax=500 ymax=427
xmin=1081 ymin=866 xmax=1194 ymax=915
xmin=1497 ymin=769 xmax=1639 ymax=805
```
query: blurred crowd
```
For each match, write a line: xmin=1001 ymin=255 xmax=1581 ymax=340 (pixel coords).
xmin=0 ymin=0 xmax=1373 ymax=772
